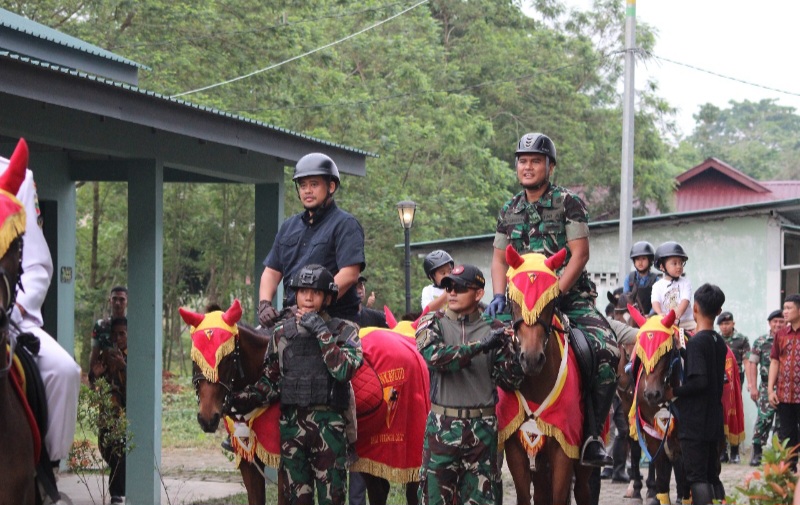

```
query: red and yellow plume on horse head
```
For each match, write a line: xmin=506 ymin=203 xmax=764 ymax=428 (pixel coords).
xmin=505 ymin=245 xmax=567 ymax=325
xmin=179 ymin=299 xmax=242 ymax=382
xmin=0 ymin=138 xmax=28 ymax=259
xmin=627 ymin=304 xmax=677 ymax=373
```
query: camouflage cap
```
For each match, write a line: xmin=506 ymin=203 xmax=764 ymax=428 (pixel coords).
xmin=441 ymin=264 xmax=485 ymax=290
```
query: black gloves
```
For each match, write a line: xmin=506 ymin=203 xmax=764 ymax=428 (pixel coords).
xmin=258 ymin=300 xmax=280 ymax=328
xmin=299 ymin=312 xmax=329 ymax=338
xmin=478 ymin=327 xmax=507 ymax=354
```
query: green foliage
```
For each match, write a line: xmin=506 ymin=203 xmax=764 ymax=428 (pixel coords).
xmin=682 ymin=99 xmax=800 ymax=179
xmin=69 ymin=380 xmax=132 ymax=504
xmin=0 ymin=0 xmax=714 ymax=331
xmin=729 ymin=435 xmax=798 ymax=505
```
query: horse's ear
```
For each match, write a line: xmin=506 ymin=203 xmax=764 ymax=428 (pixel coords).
xmin=661 ymin=310 xmax=676 ymax=329
xmin=606 ymin=291 xmax=616 ymax=305
xmin=384 ymin=305 xmax=398 ymax=329
xmin=0 ymin=138 xmax=28 ymax=196
xmin=411 ymin=305 xmax=431 ymax=330
xmin=506 ymin=245 xmax=524 ymax=269
xmin=221 ymin=299 xmax=242 ymax=326
xmin=627 ymin=304 xmax=647 ymax=327
xmin=179 ymin=307 xmax=204 ymax=328
xmin=544 ymin=248 xmax=567 ymax=272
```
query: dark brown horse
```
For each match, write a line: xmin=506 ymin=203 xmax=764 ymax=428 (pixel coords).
xmin=183 ymin=301 xmax=424 ymax=505
xmin=626 ymin=305 xmax=688 ymax=505
xmin=0 ymin=138 xmax=36 ymax=505
xmin=501 ymin=247 xmax=593 ymax=505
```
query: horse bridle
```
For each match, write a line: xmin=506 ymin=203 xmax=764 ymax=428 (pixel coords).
xmin=510 ymin=294 xmax=563 ymax=350
xmin=191 ymin=337 xmax=245 ymax=415
xmin=0 ymin=238 xmax=22 ymax=379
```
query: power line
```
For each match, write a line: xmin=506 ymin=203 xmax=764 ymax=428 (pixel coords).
xmin=114 ymin=1 xmax=414 ymax=50
xmin=652 ymin=54 xmax=800 ymax=98
xmin=171 ymin=0 xmax=429 ymax=99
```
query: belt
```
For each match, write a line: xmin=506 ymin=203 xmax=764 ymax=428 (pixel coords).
xmin=431 ymin=404 xmax=495 ymax=419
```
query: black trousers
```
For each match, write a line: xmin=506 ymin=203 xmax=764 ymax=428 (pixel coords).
xmin=777 ymin=402 xmax=800 ymax=469
xmin=99 ymin=428 xmax=126 ymax=498
xmin=680 ymin=438 xmax=718 ymax=486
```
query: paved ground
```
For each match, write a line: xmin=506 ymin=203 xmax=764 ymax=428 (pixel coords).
xmin=56 ymin=446 xmax=754 ymax=504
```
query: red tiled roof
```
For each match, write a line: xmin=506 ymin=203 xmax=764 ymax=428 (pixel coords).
xmin=674 ymin=158 xmax=800 ymax=212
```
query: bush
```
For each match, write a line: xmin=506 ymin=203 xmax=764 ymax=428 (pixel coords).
xmin=731 ymin=435 xmax=797 ymax=505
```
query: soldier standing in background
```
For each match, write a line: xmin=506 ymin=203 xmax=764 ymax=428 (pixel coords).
xmin=746 ymin=309 xmax=784 ymax=466
xmin=717 ymin=311 xmax=750 ymax=464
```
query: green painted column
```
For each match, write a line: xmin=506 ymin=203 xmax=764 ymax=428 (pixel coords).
xmin=126 ymin=160 xmax=164 ymax=505
xmin=27 ymin=151 xmax=76 ymax=353
xmin=254 ymin=179 xmax=285 ymax=319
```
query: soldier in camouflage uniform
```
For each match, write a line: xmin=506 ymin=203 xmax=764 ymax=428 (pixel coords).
xmin=745 ymin=309 xmax=784 ymax=466
xmin=90 ymin=286 xmax=128 ymax=357
xmin=486 ymin=132 xmax=619 ymax=467
xmin=416 ymin=264 xmax=523 ymax=505
xmin=716 ymin=311 xmax=750 ymax=463
xmin=233 ymin=264 xmax=363 ymax=505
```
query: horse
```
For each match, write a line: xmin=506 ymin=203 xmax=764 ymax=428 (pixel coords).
xmin=182 ymin=300 xmax=428 ymax=505
xmin=0 ymin=138 xmax=37 ymax=505
xmin=626 ymin=305 xmax=689 ymax=505
xmin=498 ymin=246 xmax=593 ymax=505
xmin=612 ymin=291 xmax=645 ymax=502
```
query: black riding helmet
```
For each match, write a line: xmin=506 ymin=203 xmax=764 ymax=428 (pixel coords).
xmin=653 ymin=241 xmax=688 ymax=270
xmin=516 ymin=133 xmax=557 ymax=165
xmin=630 ymin=241 xmax=655 ymax=263
xmin=293 ymin=153 xmax=341 ymax=189
xmin=423 ymin=250 xmax=454 ymax=285
xmin=287 ymin=264 xmax=339 ymax=304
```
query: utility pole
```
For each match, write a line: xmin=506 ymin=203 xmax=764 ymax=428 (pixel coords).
xmin=619 ymin=0 xmax=636 ymax=287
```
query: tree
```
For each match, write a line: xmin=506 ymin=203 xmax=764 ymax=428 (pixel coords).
xmin=683 ymin=99 xmax=800 ymax=180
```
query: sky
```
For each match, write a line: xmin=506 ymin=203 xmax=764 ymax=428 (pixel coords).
xmin=544 ymin=0 xmax=800 ymax=137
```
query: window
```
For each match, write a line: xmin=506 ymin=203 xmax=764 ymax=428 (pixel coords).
xmin=783 ymin=230 xmax=800 ymax=269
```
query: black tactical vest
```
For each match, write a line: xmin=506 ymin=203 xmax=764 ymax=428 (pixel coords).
xmin=279 ymin=318 xmax=350 ymax=411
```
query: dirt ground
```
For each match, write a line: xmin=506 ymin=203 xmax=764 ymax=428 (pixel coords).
xmin=61 ymin=445 xmax=754 ymax=504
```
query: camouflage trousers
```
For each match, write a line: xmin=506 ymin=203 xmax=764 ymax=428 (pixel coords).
xmin=752 ymin=385 xmax=781 ymax=447
xmin=419 ymin=413 xmax=499 ymax=505
xmin=279 ymin=407 xmax=349 ymax=505
xmin=560 ymin=292 xmax=620 ymax=387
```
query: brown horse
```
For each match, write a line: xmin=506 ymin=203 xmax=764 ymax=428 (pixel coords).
xmin=0 ymin=138 xmax=36 ymax=505
xmin=182 ymin=301 xmax=426 ymax=505
xmin=500 ymin=246 xmax=593 ymax=505
xmin=626 ymin=305 xmax=688 ymax=505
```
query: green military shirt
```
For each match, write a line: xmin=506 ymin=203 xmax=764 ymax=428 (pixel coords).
xmin=494 ymin=184 xmax=593 ymax=296
xmin=723 ymin=330 xmax=750 ymax=376
xmin=748 ymin=333 xmax=774 ymax=386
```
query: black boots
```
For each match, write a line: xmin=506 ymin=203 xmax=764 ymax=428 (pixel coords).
xmin=691 ymin=483 xmax=715 ymax=505
xmin=581 ymin=381 xmax=617 ymax=467
xmin=730 ymin=444 xmax=741 ymax=464
xmin=750 ymin=444 xmax=763 ymax=466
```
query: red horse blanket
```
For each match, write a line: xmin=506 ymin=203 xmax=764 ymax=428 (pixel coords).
xmin=224 ymin=328 xmax=429 ymax=483
xmin=722 ymin=346 xmax=746 ymax=445
xmin=496 ymin=327 xmax=583 ymax=459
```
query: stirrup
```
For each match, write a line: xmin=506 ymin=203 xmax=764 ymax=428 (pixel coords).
xmin=580 ymin=436 xmax=612 ymax=467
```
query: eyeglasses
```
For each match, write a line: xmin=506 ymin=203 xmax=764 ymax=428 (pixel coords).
xmin=444 ymin=285 xmax=475 ymax=294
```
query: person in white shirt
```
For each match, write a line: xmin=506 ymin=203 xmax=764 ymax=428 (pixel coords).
xmin=420 ymin=250 xmax=454 ymax=312
xmin=651 ymin=241 xmax=696 ymax=331
xmin=0 ymin=139 xmax=81 ymax=463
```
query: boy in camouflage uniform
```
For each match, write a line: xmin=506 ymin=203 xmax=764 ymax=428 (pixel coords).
xmin=745 ymin=309 xmax=784 ymax=466
xmin=416 ymin=264 xmax=523 ymax=505
xmin=487 ymin=132 xmax=619 ymax=466
xmin=233 ymin=264 xmax=363 ymax=505
xmin=716 ymin=311 xmax=750 ymax=463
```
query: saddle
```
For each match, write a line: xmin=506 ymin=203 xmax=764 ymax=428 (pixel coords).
xmin=563 ymin=316 xmax=595 ymax=386
xmin=11 ymin=333 xmax=60 ymax=503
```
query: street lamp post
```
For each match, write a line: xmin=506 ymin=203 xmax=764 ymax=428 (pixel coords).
xmin=397 ymin=200 xmax=417 ymax=314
